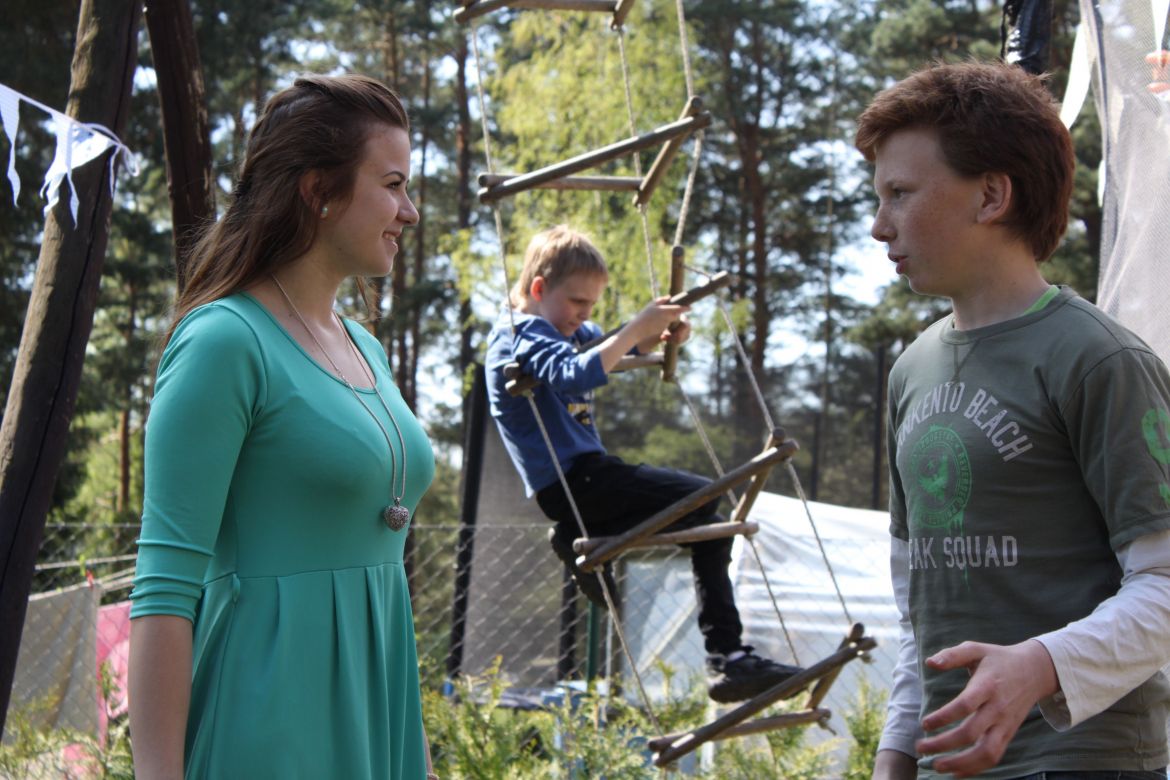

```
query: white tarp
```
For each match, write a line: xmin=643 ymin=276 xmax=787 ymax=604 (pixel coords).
xmin=621 ymin=491 xmax=898 ymax=739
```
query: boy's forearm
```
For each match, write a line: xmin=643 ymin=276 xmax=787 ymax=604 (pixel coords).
xmin=597 ymin=331 xmax=645 ymax=373
xmin=634 ymin=334 xmax=662 ymax=355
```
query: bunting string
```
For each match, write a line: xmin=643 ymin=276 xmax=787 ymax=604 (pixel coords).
xmin=0 ymin=82 xmax=137 ymax=226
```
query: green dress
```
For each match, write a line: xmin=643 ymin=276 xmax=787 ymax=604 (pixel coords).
xmin=130 ymin=293 xmax=434 ymax=779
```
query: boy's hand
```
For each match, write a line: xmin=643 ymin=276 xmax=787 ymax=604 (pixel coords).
xmin=914 ymin=639 xmax=1058 ymax=777
xmin=663 ymin=318 xmax=691 ymax=346
xmin=598 ymin=297 xmax=690 ymax=373
xmin=629 ymin=297 xmax=690 ymax=342
xmin=630 ymin=298 xmax=690 ymax=356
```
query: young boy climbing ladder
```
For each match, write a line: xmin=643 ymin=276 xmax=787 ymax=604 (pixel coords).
xmin=485 ymin=225 xmax=803 ymax=703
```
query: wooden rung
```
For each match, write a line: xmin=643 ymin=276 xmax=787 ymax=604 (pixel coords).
xmin=661 ymin=246 xmax=685 ymax=382
xmin=572 ymin=520 xmax=758 ymax=556
xmin=805 ymin=622 xmax=864 ymax=710
xmin=455 ymin=0 xmax=619 ymax=24
xmin=729 ymin=428 xmax=791 ymax=524
xmin=479 ymin=111 xmax=712 ymax=203
xmin=578 ymin=440 xmax=798 ymax=572
xmin=613 ymin=353 xmax=663 ymax=372
xmin=647 ymin=708 xmax=830 ymax=752
xmin=635 ymin=97 xmax=703 ymax=207
xmin=478 ymin=173 xmax=642 ymax=192
xmin=653 ymin=630 xmax=877 ymax=767
xmin=505 ymin=353 xmax=663 ymax=397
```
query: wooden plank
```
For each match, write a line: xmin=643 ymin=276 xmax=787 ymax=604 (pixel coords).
xmin=647 ymin=709 xmax=830 ymax=752
xmin=454 ymin=0 xmax=511 ymax=24
xmin=613 ymin=353 xmax=663 ymax=372
xmin=572 ymin=520 xmax=758 ymax=556
xmin=729 ymin=428 xmax=790 ymax=523
xmin=478 ymin=111 xmax=712 ymax=203
xmin=653 ymin=631 xmax=877 ymax=767
xmin=661 ymin=246 xmax=685 ymax=382
xmin=477 ymin=173 xmax=642 ymax=191
xmin=635 ymin=97 xmax=703 ymax=207
xmin=455 ymin=0 xmax=617 ymax=24
xmin=578 ymin=440 xmax=799 ymax=572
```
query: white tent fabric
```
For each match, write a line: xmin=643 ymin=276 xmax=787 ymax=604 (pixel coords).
xmin=1083 ymin=0 xmax=1170 ymax=362
xmin=620 ymin=492 xmax=899 ymax=736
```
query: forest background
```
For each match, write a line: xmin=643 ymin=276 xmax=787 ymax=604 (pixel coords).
xmin=0 ymin=0 xmax=1097 ymax=618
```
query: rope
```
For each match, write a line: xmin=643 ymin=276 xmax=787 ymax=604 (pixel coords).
xmin=675 ymin=380 xmax=737 ymax=506
xmin=526 ymin=394 xmax=664 ymax=735
xmin=616 ymin=27 xmax=660 ymax=297
xmin=673 ymin=0 xmax=696 ymax=99
xmin=745 ymin=536 xmax=800 ymax=665
xmin=671 ymin=132 xmax=703 ymax=249
xmin=787 ymin=461 xmax=853 ymax=625
xmin=716 ymin=299 xmax=777 ymax=432
xmin=714 ymin=285 xmax=854 ymax=627
xmin=468 ymin=19 xmax=665 ymax=736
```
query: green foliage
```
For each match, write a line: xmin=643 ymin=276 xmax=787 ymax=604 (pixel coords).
xmin=706 ymin=715 xmax=835 ymax=780
xmin=422 ymin=660 xmax=886 ymax=779
xmin=0 ymin=689 xmax=133 ymax=780
xmin=843 ymin=677 xmax=887 ymax=780
xmin=488 ymin=4 xmax=689 ymax=325
xmin=423 ymin=659 xmax=555 ymax=779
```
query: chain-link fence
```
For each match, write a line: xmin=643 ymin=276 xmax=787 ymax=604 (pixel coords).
xmin=8 ymin=497 xmax=897 ymax=778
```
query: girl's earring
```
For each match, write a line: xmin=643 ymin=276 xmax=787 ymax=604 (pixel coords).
xmin=320 ymin=205 xmax=329 ymax=219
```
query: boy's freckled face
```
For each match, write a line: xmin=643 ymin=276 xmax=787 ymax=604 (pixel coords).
xmin=870 ymin=127 xmax=986 ymax=298
xmin=532 ymin=272 xmax=608 ymax=337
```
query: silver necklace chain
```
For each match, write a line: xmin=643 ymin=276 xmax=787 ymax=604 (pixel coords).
xmin=271 ymin=275 xmax=411 ymax=531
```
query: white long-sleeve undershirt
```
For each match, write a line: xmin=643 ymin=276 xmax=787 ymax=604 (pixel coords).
xmin=878 ymin=528 xmax=1170 ymax=758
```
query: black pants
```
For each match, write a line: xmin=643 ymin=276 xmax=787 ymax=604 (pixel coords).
xmin=536 ymin=452 xmax=744 ymax=656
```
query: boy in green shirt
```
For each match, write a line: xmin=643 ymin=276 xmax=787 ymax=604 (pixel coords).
xmin=857 ymin=62 xmax=1170 ymax=778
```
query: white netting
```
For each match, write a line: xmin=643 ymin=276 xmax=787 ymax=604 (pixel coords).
xmin=1084 ymin=0 xmax=1170 ymax=361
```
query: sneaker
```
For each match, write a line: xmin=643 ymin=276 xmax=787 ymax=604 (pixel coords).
xmin=707 ymin=646 xmax=805 ymax=703
xmin=549 ymin=528 xmax=618 ymax=610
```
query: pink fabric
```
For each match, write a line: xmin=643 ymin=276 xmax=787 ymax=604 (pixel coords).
xmin=95 ymin=601 xmax=131 ymax=737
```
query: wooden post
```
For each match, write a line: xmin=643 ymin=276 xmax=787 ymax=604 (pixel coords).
xmin=635 ymin=97 xmax=703 ymax=207
xmin=143 ymin=0 xmax=215 ymax=291
xmin=729 ymin=428 xmax=791 ymax=524
xmin=478 ymin=111 xmax=711 ymax=203
xmin=661 ymin=246 xmax=685 ymax=382
xmin=578 ymin=440 xmax=798 ymax=572
xmin=0 ymin=0 xmax=141 ymax=737
xmin=805 ymin=623 xmax=864 ymax=710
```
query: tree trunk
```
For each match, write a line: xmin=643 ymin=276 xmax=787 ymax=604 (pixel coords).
xmin=455 ymin=31 xmax=475 ymax=393
xmin=407 ymin=44 xmax=432 ymax=415
xmin=118 ymin=285 xmax=137 ymax=514
xmin=143 ymin=0 xmax=215 ymax=291
xmin=0 ymin=0 xmax=141 ymax=737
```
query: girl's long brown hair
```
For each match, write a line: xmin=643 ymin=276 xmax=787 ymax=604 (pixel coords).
xmin=165 ymin=73 xmax=409 ymax=345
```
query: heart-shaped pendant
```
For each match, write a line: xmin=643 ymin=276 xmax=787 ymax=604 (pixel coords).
xmin=383 ymin=503 xmax=410 ymax=531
